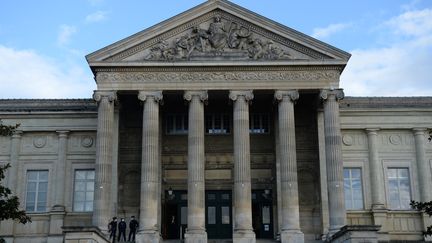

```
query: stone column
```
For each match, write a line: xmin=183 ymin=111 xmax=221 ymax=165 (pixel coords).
xmin=184 ymin=91 xmax=208 ymax=243
xmin=366 ymin=129 xmax=386 ymax=209
xmin=48 ymin=131 xmax=69 ymax=243
xmin=366 ymin=129 xmax=388 ymax=239
xmin=1 ymin=130 xmax=22 ymax=236
xmin=92 ymin=91 xmax=117 ymax=232
xmin=136 ymin=91 xmax=163 ymax=243
xmin=7 ymin=131 xmax=22 ymax=191
xmin=229 ymin=90 xmax=256 ymax=243
xmin=275 ymin=90 xmax=304 ymax=243
xmin=274 ymin=113 xmax=282 ymax=237
xmin=52 ymin=131 xmax=69 ymax=210
xmin=320 ymin=89 xmax=346 ymax=234
xmin=413 ymin=128 xmax=432 ymax=202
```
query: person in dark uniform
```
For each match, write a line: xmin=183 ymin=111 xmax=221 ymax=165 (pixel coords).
xmin=118 ymin=218 xmax=127 ymax=242
xmin=128 ymin=215 xmax=139 ymax=242
xmin=108 ymin=217 xmax=118 ymax=242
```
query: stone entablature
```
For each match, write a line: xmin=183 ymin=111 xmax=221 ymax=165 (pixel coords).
xmin=94 ymin=67 xmax=342 ymax=91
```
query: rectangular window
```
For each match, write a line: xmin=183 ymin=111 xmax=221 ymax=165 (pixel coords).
xmin=166 ymin=114 xmax=188 ymax=134
xmin=73 ymin=170 xmax=95 ymax=212
xmin=250 ymin=113 xmax=270 ymax=134
xmin=387 ymin=168 xmax=411 ymax=209
xmin=26 ymin=170 xmax=48 ymax=212
xmin=205 ymin=114 xmax=230 ymax=134
xmin=343 ymin=168 xmax=364 ymax=210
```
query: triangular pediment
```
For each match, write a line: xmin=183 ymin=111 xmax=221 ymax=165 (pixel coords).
xmin=86 ymin=0 xmax=350 ymax=67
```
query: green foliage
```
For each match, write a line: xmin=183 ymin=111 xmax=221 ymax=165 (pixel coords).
xmin=0 ymin=120 xmax=31 ymax=229
xmin=0 ymin=164 xmax=31 ymax=224
xmin=411 ymin=200 xmax=432 ymax=236
xmin=0 ymin=121 xmax=20 ymax=137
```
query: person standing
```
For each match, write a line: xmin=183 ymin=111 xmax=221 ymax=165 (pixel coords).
xmin=128 ymin=215 xmax=139 ymax=242
xmin=108 ymin=217 xmax=118 ymax=242
xmin=118 ymin=218 xmax=127 ymax=242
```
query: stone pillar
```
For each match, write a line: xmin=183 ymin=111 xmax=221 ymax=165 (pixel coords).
xmin=274 ymin=90 xmax=304 ymax=243
xmin=52 ymin=131 xmax=69 ymax=210
xmin=7 ymin=131 xmax=22 ymax=191
xmin=1 ymin=130 xmax=22 ymax=236
xmin=413 ymin=128 xmax=432 ymax=202
xmin=184 ymin=91 xmax=208 ymax=243
xmin=229 ymin=90 xmax=256 ymax=243
xmin=320 ymin=89 xmax=346 ymax=234
xmin=136 ymin=91 xmax=163 ymax=243
xmin=366 ymin=129 xmax=386 ymax=209
xmin=274 ymin=113 xmax=282 ymax=237
xmin=92 ymin=91 xmax=117 ymax=232
xmin=48 ymin=131 xmax=69 ymax=242
xmin=366 ymin=129 xmax=388 ymax=239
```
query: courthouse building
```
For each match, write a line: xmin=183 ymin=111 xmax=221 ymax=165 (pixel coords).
xmin=1 ymin=0 xmax=432 ymax=242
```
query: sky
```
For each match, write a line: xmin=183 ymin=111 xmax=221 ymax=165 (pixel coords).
xmin=0 ymin=0 xmax=431 ymax=98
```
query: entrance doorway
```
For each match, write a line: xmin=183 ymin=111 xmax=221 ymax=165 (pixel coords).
xmin=164 ymin=190 xmax=188 ymax=240
xmin=252 ymin=190 xmax=274 ymax=239
xmin=205 ymin=190 xmax=233 ymax=239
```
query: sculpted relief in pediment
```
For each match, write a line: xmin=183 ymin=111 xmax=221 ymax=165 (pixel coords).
xmin=119 ymin=11 xmax=324 ymax=62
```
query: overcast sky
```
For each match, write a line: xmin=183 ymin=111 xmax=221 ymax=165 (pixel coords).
xmin=0 ymin=0 xmax=431 ymax=98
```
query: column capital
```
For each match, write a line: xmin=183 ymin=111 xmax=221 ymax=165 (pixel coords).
xmin=413 ymin=128 xmax=428 ymax=135
xmin=11 ymin=130 xmax=23 ymax=138
xmin=229 ymin=90 xmax=254 ymax=102
xmin=56 ymin=131 xmax=70 ymax=138
xmin=320 ymin=89 xmax=344 ymax=101
xmin=183 ymin=91 xmax=208 ymax=102
xmin=366 ymin=128 xmax=380 ymax=135
xmin=138 ymin=91 xmax=163 ymax=102
xmin=274 ymin=90 xmax=299 ymax=102
xmin=93 ymin=91 xmax=117 ymax=103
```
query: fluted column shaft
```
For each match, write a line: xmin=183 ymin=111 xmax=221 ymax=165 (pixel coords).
xmin=320 ymin=89 xmax=346 ymax=233
xmin=275 ymin=91 xmax=304 ymax=243
xmin=229 ymin=90 xmax=256 ymax=243
xmin=413 ymin=128 xmax=432 ymax=202
xmin=92 ymin=91 xmax=117 ymax=231
xmin=137 ymin=91 xmax=163 ymax=242
xmin=184 ymin=91 xmax=208 ymax=243
xmin=366 ymin=129 xmax=386 ymax=209
xmin=7 ymin=131 xmax=22 ymax=192
xmin=53 ymin=131 xmax=69 ymax=210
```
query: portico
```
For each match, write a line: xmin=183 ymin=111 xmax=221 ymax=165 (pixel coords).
xmin=86 ymin=1 xmax=350 ymax=242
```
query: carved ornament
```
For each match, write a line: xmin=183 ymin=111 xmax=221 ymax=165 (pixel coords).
xmin=93 ymin=91 xmax=117 ymax=103
xmin=144 ymin=15 xmax=295 ymax=61
xmin=137 ymin=91 xmax=163 ymax=102
xmin=229 ymin=90 xmax=254 ymax=101
xmin=274 ymin=90 xmax=299 ymax=102
xmin=320 ymin=89 xmax=344 ymax=101
xmin=183 ymin=91 xmax=208 ymax=102
xmin=96 ymin=70 xmax=339 ymax=83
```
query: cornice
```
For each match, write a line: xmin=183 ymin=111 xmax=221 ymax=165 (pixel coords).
xmin=93 ymin=65 xmax=344 ymax=73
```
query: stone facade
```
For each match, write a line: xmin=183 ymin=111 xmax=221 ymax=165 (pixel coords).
xmin=0 ymin=1 xmax=432 ymax=243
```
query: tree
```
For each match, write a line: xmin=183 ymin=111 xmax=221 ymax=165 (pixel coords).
xmin=411 ymin=200 xmax=432 ymax=236
xmin=0 ymin=121 xmax=31 ymax=242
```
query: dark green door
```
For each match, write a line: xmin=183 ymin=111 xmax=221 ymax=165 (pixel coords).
xmin=206 ymin=190 xmax=232 ymax=239
xmin=252 ymin=190 xmax=273 ymax=239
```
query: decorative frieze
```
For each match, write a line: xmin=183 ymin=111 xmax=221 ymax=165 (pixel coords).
xmin=96 ymin=70 xmax=340 ymax=84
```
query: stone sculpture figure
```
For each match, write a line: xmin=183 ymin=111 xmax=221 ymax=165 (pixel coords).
xmin=145 ymin=14 xmax=292 ymax=61
xmin=207 ymin=15 xmax=228 ymax=51
xmin=228 ymin=22 xmax=251 ymax=49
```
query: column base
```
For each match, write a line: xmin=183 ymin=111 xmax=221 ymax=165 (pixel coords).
xmin=280 ymin=230 xmax=304 ymax=243
xmin=185 ymin=230 xmax=207 ymax=243
xmin=135 ymin=230 xmax=161 ymax=243
xmin=233 ymin=229 xmax=255 ymax=243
